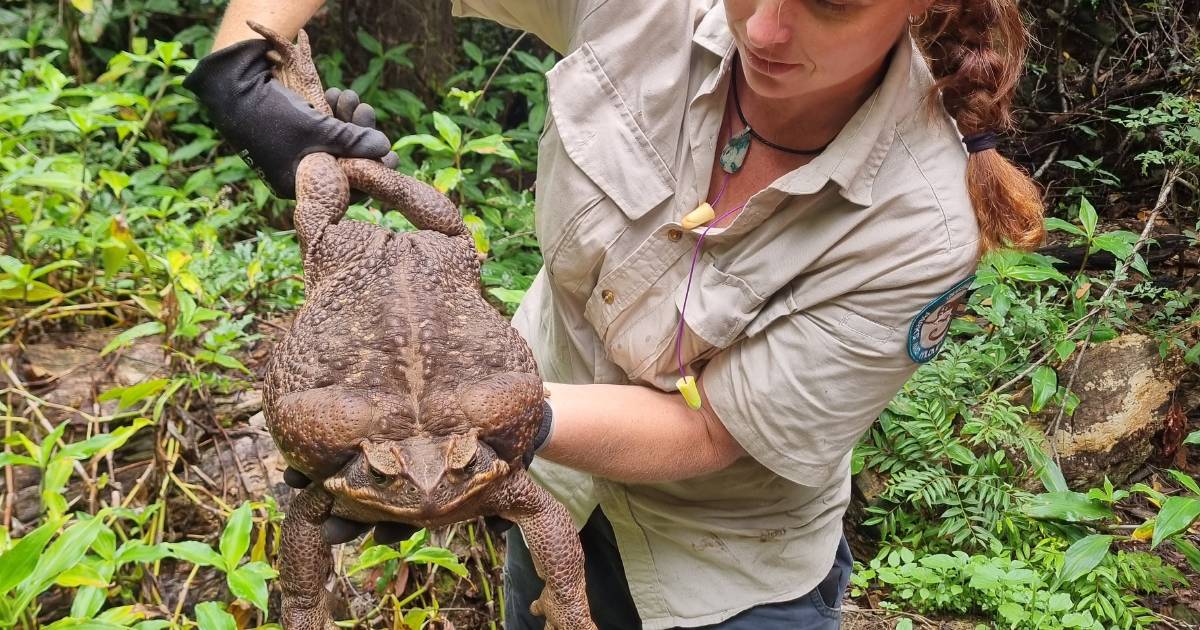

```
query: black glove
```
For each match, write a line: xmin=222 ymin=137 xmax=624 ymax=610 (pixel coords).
xmin=182 ymin=39 xmax=393 ymax=199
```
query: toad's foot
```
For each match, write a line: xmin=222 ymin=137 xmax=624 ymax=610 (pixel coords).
xmin=491 ymin=470 xmax=596 ymax=630
xmin=247 ymin=21 xmax=331 ymax=115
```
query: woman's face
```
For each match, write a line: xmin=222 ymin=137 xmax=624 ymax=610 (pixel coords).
xmin=723 ymin=0 xmax=928 ymax=101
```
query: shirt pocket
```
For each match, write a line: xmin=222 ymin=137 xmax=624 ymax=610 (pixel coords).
xmin=537 ymin=42 xmax=676 ymax=300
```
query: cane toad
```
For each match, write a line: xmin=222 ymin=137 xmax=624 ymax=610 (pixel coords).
xmin=251 ymin=23 xmax=594 ymax=630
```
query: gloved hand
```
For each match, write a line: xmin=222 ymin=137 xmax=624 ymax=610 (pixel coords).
xmin=282 ymin=400 xmax=555 ymax=543
xmin=182 ymin=39 xmax=394 ymax=199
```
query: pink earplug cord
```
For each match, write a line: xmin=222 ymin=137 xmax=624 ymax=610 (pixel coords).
xmin=675 ymin=172 xmax=745 ymax=380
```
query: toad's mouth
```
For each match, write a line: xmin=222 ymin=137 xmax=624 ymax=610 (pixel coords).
xmin=324 ymin=459 xmax=511 ymax=522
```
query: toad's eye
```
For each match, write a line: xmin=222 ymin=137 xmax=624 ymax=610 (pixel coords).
xmin=368 ymin=466 xmax=392 ymax=486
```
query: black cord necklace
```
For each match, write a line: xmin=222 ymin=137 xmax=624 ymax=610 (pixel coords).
xmin=719 ymin=54 xmax=832 ymax=173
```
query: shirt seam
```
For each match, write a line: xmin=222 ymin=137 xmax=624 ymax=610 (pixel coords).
xmin=894 ymin=128 xmax=953 ymax=255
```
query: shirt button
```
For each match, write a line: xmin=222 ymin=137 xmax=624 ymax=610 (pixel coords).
xmin=602 ymin=289 xmax=615 ymax=304
xmin=667 ymin=229 xmax=683 ymax=241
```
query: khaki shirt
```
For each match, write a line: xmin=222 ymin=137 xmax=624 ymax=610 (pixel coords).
xmin=452 ymin=1 xmax=981 ymax=627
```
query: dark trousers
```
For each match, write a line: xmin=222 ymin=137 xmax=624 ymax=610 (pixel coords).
xmin=503 ymin=509 xmax=852 ymax=629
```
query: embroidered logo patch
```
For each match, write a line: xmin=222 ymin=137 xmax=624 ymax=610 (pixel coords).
xmin=907 ymin=275 xmax=975 ymax=364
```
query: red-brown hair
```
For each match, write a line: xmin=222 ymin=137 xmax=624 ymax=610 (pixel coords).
xmin=915 ymin=0 xmax=1045 ymax=256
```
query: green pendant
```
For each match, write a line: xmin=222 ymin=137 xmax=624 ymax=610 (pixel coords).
xmin=720 ymin=126 xmax=752 ymax=173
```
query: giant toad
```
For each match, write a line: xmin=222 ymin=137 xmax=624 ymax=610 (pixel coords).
xmin=251 ymin=23 xmax=593 ymax=630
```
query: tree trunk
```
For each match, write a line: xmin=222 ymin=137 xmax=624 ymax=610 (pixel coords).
xmin=320 ymin=0 xmax=459 ymax=102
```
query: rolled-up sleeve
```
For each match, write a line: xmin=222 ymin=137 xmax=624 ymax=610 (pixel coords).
xmin=704 ymin=261 xmax=975 ymax=488
xmin=451 ymin=0 xmax=590 ymax=53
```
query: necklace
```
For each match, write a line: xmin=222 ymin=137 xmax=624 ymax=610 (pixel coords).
xmin=719 ymin=55 xmax=833 ymax=173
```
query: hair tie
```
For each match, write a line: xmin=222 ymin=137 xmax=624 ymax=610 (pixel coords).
xmin=963 ymin=131 xmax=998 ymax=154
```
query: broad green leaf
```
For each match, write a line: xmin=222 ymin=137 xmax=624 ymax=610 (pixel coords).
xmin=30 ymin=259 xmax=82 ymax=281
xmin=488 ymin=288 xmax=526 ymax=306
xmin=432 ymin=166 xmax=464 ymax=193
xmin=17 ymin=517 xmax=105 ymax=607
xmin=1021 ymin=491 xmax=1114 ymax=522
xmin=1091 ymin=232 xmax=1135 ymax=261
xmin=895 ymin=620 xmax=913 ymax=630
xmin=432 ymin=112 xmax=462 ymax=151
xmin=0 ymin=453 xmax=37 ymax=468
xmin=1022 ymin=441 xmax=1070 ymax=492
xmin=115 ymin=541 xmax=169 ymax=565
xmin=71 ymin=585 xmax=109 ymax=620
xmin=165 ymin=541 xmax=223 ymax=568
xmin=462 ymin=40 xmax=483 ymax=65
xmin=70 ymin=0 xmax=94 ymax=13
xmin=0 ymin=255 xmax=25 ymax=278
xmin=1044 ymin=217 xmax=1085 ymax=236
xmin=464 ymin=134 xmax=519 ymax=162
xmin=1151 ymin=496 xmax=1200 ymax=548
xmin=220 ymin=503 xmax=253 ymax=569
xmin=1030 ymin=366 xmax=1057 ymax=413
xmin=194 ymin=602 xmax=236 ymax=630
xmin=356 ymin=29 xmax=383 ymax=55
xmin=227 ymin=564 xmax=270 ymax=612
xmin=0 ymin=279 xmax=63 ymax=302
xmin=1055 ymin=340 xmax=1077 ymax=362
xmin=1167 ymin=469 xmax=1200 ymax=496
xmin=1059 ymin=534 xmax=1112 ymax=582
xmin=1062 ymin=611 xmax=1095 ymax=628
xmin=60 ymin=418 xmax=151 ymax=461
xmin=463 ymin=214 xmax=489 ymax=254
xmin=1078 ymin=197 xmax=1097 ymax=237
xmin=98 ymin=170 xmax=131 ymax=197
xmin=54 ymin=563 xmax=108 ymax=588
xmin=1186 ymin=342 xmax=1200 ymax=366
xmin=347 ymin=544 xmax=404 ymax=575
xmin=997 ymin=602 xmax=1026 ymax=624
xmin=0 ymin=519 xmax=60 ymax=596
xmin=406 ymin=547 xmax=468 ymax=576
xmin=1047 ymin=592 xmax=1074 ymax=612
xmin=393 ymin=134 xmax=450 ymax=154
xmin=97 ymin=378 xmax=169 ymax=410
xmin=96 ymin=604 xmax=147 ymax=625
xmin=1005 ymin=265 xmax=1068 ymax=283
xmin=100 ymin=322 xmax=164 ymax=356
xmin=1169 ymin=538 xmax=1200 ymax=573
xmin=1185 ymin=431 xmax=1200 ymax=446
xmin=195 ymin=350 xmax=250 ymax=373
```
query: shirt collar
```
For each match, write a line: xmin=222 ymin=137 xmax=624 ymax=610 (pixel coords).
xmin=691 ymin=1 xmax=928 ymax=207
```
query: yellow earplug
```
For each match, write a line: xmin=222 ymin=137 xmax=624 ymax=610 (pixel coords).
xmin=681 ymin=202 xmax=716 ymax=230
xmin=676 ymin=375 xmax=702 ymax=410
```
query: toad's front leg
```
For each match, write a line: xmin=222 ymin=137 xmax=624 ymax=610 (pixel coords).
xmin=490 ymin=470 xmax=596 ymax=630
xmin=279 ymin=486 xmax=337 ymax=630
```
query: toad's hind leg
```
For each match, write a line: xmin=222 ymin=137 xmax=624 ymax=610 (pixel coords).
xmin=279 ymin=486 xmax=337 ymax=630
xmin=341 ymin=159 xmax=467 ymax=238
xmin=458 ymin=371 xmax=543 ymax=463
xmin=490 ymin=470 xmax=596 ymax=630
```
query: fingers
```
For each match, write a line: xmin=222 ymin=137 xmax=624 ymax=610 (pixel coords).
xmin=351 ymin=103 xmax=376 ymax=129
xmin=374 ymin=522 xmax=420 ymax=545
xmin=381 ymin=151 xmax=399 ymax=170
xmin=325 ymin=87 xmax=341 ymax=113
xmin=283 ymin=467 xmax=312 ymax=489
xmin=484 ymin=514 xmax=515 ymax=534
xmin=335 ymin=89 xmax=360 ymax=124
xmin=322 ymin=516 xmax=371 ymax=545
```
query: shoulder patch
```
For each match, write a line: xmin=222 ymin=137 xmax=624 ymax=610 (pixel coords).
xmin=907 ymin=275 xmax=975 ymax=364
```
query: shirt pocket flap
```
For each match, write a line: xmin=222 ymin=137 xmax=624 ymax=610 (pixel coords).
xmin=673 ymin=256 xmax=766 ymax=350
xmin=546 ymin=43 xmax=675 ymax=221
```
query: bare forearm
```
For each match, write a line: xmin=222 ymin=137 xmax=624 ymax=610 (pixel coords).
xmin=212 ymin=0 xmax=326 ymax=50
xmin=538 ymin=381 xmax=746 ymax=484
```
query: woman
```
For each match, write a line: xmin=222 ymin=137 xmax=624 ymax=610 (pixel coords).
xmin=187 ymin=0 xmax=1044 ymax=628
